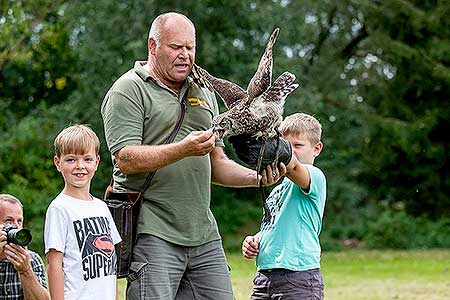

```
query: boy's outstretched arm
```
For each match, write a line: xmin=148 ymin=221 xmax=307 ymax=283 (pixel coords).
xmin=46 ymin=249 xmax=64 ymax=300
xmin=285 ymin=157 xmax=311 ymax=190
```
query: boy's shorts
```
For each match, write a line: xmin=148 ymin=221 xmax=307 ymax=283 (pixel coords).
xmin=251 ymin=268 xmax=324 ymax=300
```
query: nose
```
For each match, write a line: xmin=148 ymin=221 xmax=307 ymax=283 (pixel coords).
xmin=178 ymin=47 xmax=189 ymax=59
xmin=75 ymin=159 xmax=86 ymax=169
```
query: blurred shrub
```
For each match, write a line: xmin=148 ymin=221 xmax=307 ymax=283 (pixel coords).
xmin=364 ymin=210 xmax=450 ymax=249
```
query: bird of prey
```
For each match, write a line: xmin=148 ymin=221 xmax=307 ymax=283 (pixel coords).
xmin=191 ymin=28 xmax=299 ymax=142
xmin=191 ymin=28 xmax=299 ymax=222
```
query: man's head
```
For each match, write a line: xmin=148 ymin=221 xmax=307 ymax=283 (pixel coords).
xmin=279 ymin=113 xmax=323 ymax=164
xmin=0 ymin=194 xmax=23 ymax=229
xmin=147 ymin=12 xmax=196 ymax=91
xmin=53 ymin=125 xmax=100 ymax=191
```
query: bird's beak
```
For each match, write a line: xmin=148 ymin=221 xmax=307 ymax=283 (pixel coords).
xmin=212 ymin=124 xmax=226 ymax=139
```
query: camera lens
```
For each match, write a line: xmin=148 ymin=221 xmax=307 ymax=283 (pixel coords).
xmin=13 ymin=229 xmax=32 ymax=246
xmin=6 ymin=228 xmax=32 ymax=247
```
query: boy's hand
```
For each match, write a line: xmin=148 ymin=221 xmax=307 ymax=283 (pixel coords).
xmin=228 ymin=134 xmax=292 ymax=171
xmin=260 ymin=162 xmax=287 ymax=186
xmin=242 ymin=235 xmax=260 ymax=259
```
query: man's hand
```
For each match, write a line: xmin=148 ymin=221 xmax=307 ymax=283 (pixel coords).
xmin=228 ymin=134 xmax=292 ymax=171
xmin=0 ymin=225 xmax=7 ymax=255
xmin=4 ymin=243 xmax=31 ymax=274
xmin=180 ymin=129 xmax=216 ymax=157
xmin=242 ymin=234 xmax=260 ymax=259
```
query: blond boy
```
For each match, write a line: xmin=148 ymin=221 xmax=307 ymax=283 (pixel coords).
xmin=44 ymin=125 xmax=121 ymax=300
xmin=242 ymin=113 xmax=326 ymax=300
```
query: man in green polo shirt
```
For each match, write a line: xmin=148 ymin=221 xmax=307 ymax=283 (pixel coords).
xmin=101 ymin=12 xmax=284 ymax=300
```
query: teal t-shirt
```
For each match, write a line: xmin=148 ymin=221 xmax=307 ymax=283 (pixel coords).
xmin=256 ymin=164 xmax=327 ymax=271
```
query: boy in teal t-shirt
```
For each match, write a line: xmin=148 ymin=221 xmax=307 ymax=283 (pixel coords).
xmin=242 ymin=113 xmax=326 ymax=299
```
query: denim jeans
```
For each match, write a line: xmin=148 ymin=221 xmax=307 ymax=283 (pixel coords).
xmin=126 ymin=234 xmax=234 ymax=300
xmin=250 ymin=268 xmax=324 ymax=300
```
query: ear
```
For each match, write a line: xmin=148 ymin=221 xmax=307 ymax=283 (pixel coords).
xmin=54 ymin=156 xmax=61 ymax=172
xmin=95 ymin=155 xmax=100 ymax=171
xmin=148 ymin=37 xmax=157 ymax=55
xmin=313 ymin=142 xmax=323 ymax=158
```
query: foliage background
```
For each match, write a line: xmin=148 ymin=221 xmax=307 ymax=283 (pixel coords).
xmin=1 ymin=0 xmax=449 ymax=255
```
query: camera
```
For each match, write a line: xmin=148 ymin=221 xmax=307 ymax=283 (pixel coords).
xmin=3 ymin=224 xmax=32 ymax=247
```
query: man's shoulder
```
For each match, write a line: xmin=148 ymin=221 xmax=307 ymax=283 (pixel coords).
xmin=110 ymin=68 xmax=142 ymax=91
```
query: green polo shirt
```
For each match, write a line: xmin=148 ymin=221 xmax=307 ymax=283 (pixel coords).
xmin=101 ymin=61 xmax=223 ymax=246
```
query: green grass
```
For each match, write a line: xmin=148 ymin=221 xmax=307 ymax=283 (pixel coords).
xmin=118 ymin=249 xmax=450 ymax=300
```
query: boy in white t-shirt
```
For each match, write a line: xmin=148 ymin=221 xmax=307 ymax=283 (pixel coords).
xmin=44 ymin=124 xmax=121 ymax=300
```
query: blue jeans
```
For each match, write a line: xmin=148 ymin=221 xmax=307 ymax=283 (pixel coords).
xmin=126 ymin=234 xmax=234 ymax=300
xmin=251 ymin=268 xmax=324 ymax=300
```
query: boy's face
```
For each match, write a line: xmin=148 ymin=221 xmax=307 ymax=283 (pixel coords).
xmin=283 ymin=133 xmax=322 ymax=165
xmin=53 ymin=146 xmax=100 ymax=192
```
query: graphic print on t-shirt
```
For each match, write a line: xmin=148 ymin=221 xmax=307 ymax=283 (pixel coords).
xmin=73 ymin=216 xmax=117 ymax=281
xmin=261 ymin=183 xmax=288 ymax=230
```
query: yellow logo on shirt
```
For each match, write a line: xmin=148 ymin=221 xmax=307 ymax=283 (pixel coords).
xmin=188 ymin=97 xmax=210 ymax=109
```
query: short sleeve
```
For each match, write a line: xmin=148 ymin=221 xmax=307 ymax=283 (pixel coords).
xmin=101 ymin=77 xmax=145 ymax=155
xmin=44 ymin=205 xmax=68 ymax=254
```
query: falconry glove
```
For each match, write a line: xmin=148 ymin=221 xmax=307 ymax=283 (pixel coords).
xmin=229 ymin=134 xmax=292 ymax=171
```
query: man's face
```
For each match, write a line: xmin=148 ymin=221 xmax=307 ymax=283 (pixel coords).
xmin=0 ymin=201 xmax=23 ymax=229
xmin=149 ymin=17 xmax=196 ymax=87
xmin=53 ymin=146 xmax=99 ymax=192
xmin=283 ymin=133 xmax=322 ymax=165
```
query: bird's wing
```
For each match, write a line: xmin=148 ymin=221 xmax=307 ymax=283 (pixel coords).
xmin=246 ymin=28 xmax=280 ymax=103
xmin=192 ymin=64 xmax=247 ymax=109
xmin=261 ymin=71 xmax=299 ymax=104
xmin=190 ymin=64 xmax=214 ymax=92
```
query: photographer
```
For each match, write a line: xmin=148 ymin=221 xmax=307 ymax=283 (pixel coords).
xmin=0 ymin=194 xmax=49 ymax=300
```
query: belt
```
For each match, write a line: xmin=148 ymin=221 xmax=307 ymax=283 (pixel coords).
xmin=260 ymin=268 xmax=290 ymax=273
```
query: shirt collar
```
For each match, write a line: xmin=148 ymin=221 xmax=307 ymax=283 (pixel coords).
xmin=133 ymin=61 xmax=193 ymax=97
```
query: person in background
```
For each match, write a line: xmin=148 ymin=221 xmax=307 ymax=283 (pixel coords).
xmin=44 ymin=124 xmax=121 ymax=300
xmin=0 ymin=193 xmax=49 ymax=300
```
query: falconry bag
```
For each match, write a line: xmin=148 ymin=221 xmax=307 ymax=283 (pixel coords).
xmin=104 ymin=93 xmax=187 ymax=278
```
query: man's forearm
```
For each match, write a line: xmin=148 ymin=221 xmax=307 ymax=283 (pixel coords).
xmin=19 ymin=269 xmax=49 ymax=300
xmin=211 ymin=147 xmax=259 ymax=187
xmin=116 ymin=142 xmax=187 ymax=175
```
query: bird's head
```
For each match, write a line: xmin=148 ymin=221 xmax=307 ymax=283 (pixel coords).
xmin=212 ymin=113 xmax=238 ymax=139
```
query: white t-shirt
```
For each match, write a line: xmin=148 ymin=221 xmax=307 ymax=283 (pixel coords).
xmin=44 ymin=193 xmax=121 ymax=300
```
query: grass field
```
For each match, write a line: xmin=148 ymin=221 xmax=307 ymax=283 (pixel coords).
xmin=118 ymin=249 xmax=450 ymax=300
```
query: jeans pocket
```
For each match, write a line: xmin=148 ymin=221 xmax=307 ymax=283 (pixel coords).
xmin=127 ymin=262 xmax=149 ymax=283
xmin=126 ymin=262 xmax=150 ymax=300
